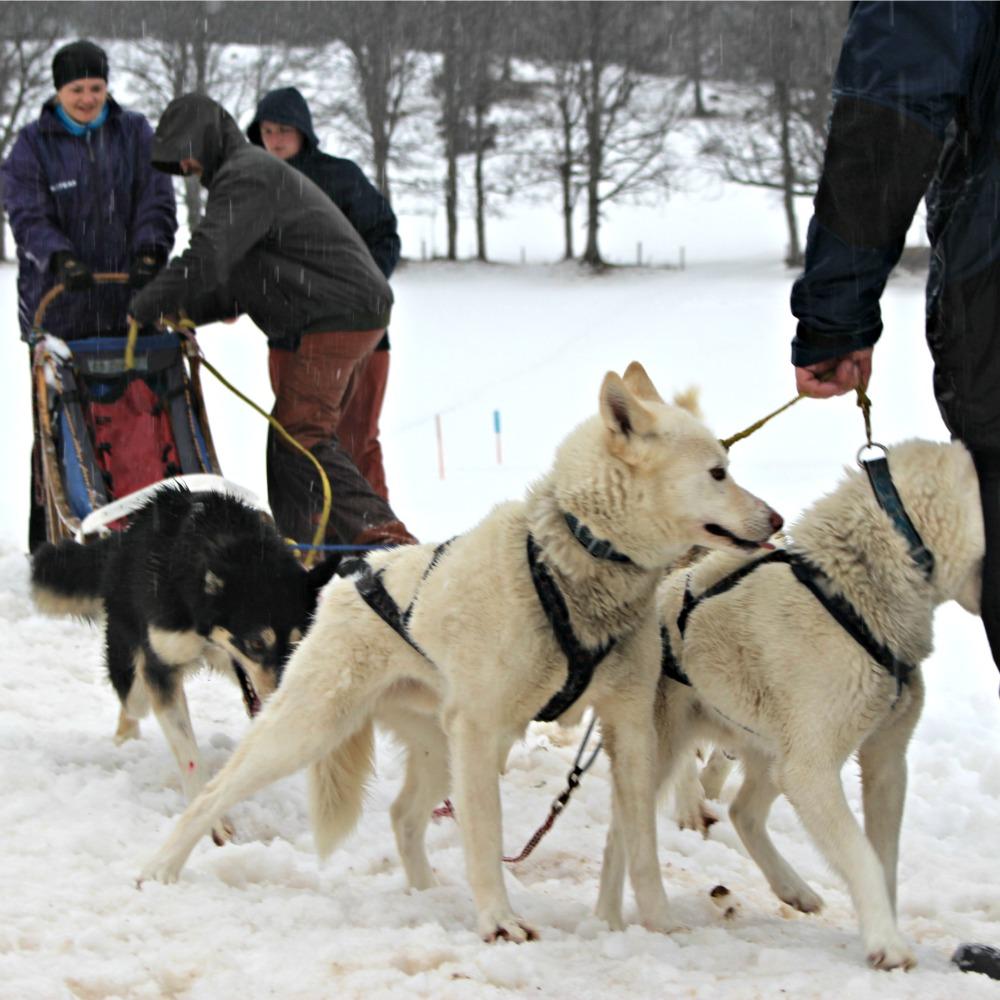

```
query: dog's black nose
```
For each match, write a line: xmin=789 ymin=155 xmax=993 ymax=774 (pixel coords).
xmin=770 ymin=510 xmax=784 ymax=532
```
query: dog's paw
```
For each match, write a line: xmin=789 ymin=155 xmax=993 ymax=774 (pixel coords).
xmin=478 ymin=910 xmax=539 ymax=944
xmin=137 ymin=849 xmax=185 ymax=886
xmin=211 ymin=817 xmax=236 ymax=846
xmin=639 ymin=901 xmax=685 ymax=935
xmin=595 ymin=903 xmax=626 ymax=932
xmin=778 ymin=885 xmax=824 ymax=914
xmin=676 ymin=801 xmax=719 ymax=838
xmin=867 ymin=936 xmax=917 ymax=971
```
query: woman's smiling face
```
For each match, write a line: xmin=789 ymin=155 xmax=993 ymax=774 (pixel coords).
xmin=57 ymin=78 xmax=108 ymax=124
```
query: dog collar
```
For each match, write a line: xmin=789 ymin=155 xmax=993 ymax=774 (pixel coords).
xmin=860 ymin=454 xmax=935 ymax=580
xmin=563 ymin=513 xmax=633 ymax=564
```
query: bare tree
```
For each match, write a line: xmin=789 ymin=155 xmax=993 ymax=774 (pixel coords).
xmin=671 ymin=2 xmax=725 ymax=118
xmin=511 ymin=52 xmax=587 ymax=261
xmin=0 ymin=3 xmax=60 ymax=261
xmin=701 ymin=1 xmax=847 ymax=266
xmin=321 ymin=1 xmax=424 ymax=204
xmin=120 ymin=0 xmax=279 ymax=227
xmin=565 ymin=1 xmax=683 ymax=268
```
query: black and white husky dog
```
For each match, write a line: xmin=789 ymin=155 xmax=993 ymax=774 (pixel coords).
xmin=31 ymin=486 xmax=339 ymax=842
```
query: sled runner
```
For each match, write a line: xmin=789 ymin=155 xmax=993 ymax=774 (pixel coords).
xmin=30 ymin=274 xmax=228 ymax=543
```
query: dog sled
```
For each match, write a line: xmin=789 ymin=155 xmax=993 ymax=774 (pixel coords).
xmin=30 ymin=273 xmax=251 ymax=544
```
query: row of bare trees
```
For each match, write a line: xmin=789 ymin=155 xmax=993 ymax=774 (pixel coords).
xmin=0 ymin=1 xmax=848 ymax=267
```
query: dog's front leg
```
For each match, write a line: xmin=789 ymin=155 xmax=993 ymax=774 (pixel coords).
xmin=728 ymin=749 xmax=823 ymax=914
xmin=447 ymin=712 xmax=537 ymax=942
xmin=149 ymin=682 xmax=234 ymax=845
xmin=601 ymin=712 xmax=674 ymax=934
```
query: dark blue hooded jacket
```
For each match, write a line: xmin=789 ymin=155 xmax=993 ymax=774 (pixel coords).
xmin=790 ymin=1 xmax=1000 ymax=450
xmin=2 ymin=96 xmax=177 ymax=341
xmin=248 ymin=87 xmax=400 ymax=350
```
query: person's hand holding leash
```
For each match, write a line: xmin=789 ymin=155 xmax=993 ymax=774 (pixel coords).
xmin=795 ymin=348 xmax=873 ymax=398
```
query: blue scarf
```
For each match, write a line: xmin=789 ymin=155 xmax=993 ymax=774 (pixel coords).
xmin=55 ymin=102 xmax=109 ymax=136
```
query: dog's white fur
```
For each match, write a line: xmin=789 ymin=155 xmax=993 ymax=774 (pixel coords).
xmin=139 ymin=362 xmax=779 ymax=941
xmin=597 ymin=439 xmax=984 ymax=969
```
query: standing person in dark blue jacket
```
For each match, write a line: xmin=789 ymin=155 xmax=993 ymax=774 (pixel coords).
xmin=790 ymin=2 xmax=1000 ymax=671
xmin=2 ymin=40 xmax=177 ymax=550
xmin=3 ymin=40 xmax=177 ymax=342
xmin=247 ymin=87 xmax=401 ymax=501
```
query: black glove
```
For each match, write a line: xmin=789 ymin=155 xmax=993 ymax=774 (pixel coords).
xmin=129 ymin=246 xmax=167 ymax=289
xmin=51 ymin=251 xmax=93 ymax=292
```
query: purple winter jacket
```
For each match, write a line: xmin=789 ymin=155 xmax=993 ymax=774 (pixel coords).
xmin=2 ymin=96 xmax=177 ymax=341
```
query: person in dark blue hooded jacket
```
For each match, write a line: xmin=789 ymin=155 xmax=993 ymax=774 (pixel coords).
xmin=248 ymin=87 xmax=400 ymax=501
xmin=790 ymin=2 xmax=1000 ymax=673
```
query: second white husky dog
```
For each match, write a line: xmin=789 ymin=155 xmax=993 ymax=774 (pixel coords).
xmin=597 ymin=439 xmax=984 ymax=969
xmin=140 ymin=363 xmax=780 ymax=941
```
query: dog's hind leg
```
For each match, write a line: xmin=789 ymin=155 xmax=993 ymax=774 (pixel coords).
xmin=728 ymin=749 xmax=823 ymax=914
xmin=699 ymin=747 xmax=736 ymax=801
xmin=858 ymin=691 xmax=921 ymax=912
xmin=139 ymin=679 xmax=354 ymax=885
xmin=106 ymin=620 xmax=145 ymax=744
xmin=595 ymin=807 xmax=628 ymax=930
xmin=673 ymin=751 xmax=719 ymax=836
xmin=382 ymin=707 xmax=450 ymax=890
xmin=779 ymin=755 xmax=915 ymax=970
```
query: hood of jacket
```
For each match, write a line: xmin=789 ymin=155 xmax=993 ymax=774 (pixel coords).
xmin=246 ymin=86 xmax=319 ymax=152
xmin=151 ymin=93 xmax=246 ymax=187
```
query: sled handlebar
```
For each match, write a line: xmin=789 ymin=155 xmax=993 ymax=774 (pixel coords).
xmin=32 ymin=272 xmax=130 ymax=331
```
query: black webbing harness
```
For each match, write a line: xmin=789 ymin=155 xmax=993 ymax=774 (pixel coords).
xmin=661 ymin=455 xmax=934 ymax=705
xmin=354 ymin=539 xmax=455 ymax=660
xmin=353 ymin=515 xmax=630 ymax=723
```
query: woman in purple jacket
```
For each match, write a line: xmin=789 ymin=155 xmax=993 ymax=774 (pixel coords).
xmin=2 ymin=40 xmax=177 ymax=549
xmin=2 ymin=40 xmax=177 ymax=342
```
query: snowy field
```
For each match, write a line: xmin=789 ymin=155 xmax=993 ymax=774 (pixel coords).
xmin=3 ymin=180 xmax=1000 ymax=1000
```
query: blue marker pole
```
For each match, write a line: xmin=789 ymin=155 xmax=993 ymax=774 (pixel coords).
xmin=493 ymin=409 xmax=502 ymax=465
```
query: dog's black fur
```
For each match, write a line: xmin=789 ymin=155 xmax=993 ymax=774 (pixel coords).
xmin=31 ymin=487 xmax=340 ymax=787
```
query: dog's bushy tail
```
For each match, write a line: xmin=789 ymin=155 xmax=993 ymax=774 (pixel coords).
xmin=308 ymin=719 xmax=375 ymax=858
xmin=30 ymin=536 xmax=114 ymax=619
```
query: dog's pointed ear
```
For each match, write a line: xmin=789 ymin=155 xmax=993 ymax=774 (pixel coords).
xmin=622 ymin=361 xmax=664 ymax=404
xmin=672 ymin=386 xmax=702 ymax=419
xmin=600 ymin=371 xmax=656 ymax=439
xmin=304 ymin=553 xmax=342 ymax=610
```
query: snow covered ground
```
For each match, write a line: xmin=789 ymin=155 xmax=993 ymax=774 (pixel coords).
xmin=3 ymin=181 xmax=1000 ymax=999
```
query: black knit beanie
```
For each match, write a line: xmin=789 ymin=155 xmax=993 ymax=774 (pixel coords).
xmin=52 ymin=40 xmax=109 ymax=90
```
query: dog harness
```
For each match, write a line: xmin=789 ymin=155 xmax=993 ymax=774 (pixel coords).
xmin=352 ymin=515 xmax=627 ymax=724
xmin=353 ymin=539 xmax=454 ymax=660
xmin=662 ymin=455 xmax=934 ymax=704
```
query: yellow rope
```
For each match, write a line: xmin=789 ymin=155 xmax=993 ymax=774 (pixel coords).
xmin=124 ymin=316 xmax=140 ymax=371
xmin=719 ymin=393 xmax=805 ymax=450
xmin=721 ymin=383 xmax=872 ymax=451
xmin=168 ymin=318 xmax=332 ymax=567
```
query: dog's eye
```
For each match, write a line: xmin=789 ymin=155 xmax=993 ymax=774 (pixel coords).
xmin=710 ymin=467 xmax=727 ymax=482
xmin=246 ymin=637 xmax=265 ymax=654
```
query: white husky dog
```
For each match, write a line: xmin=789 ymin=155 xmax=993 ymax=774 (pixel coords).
xmin=139 ymin=362 xmax=780 ymax=941
xmin=597 ymin=439 xmax=984 ymax=969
